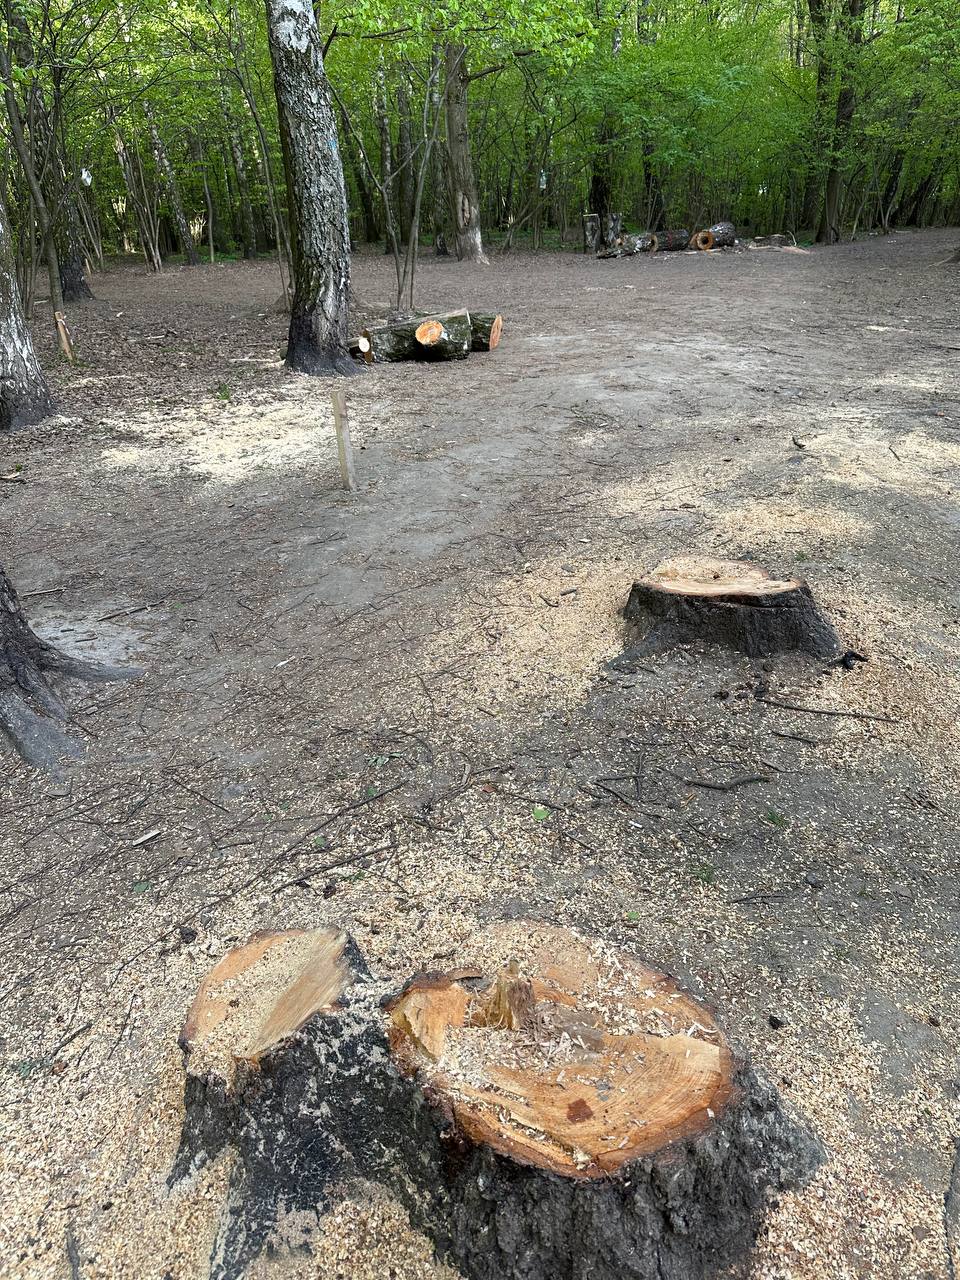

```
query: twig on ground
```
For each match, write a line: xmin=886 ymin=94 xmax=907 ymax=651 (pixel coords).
xmin=681 ymin=773 xmax=770 ymax=793
xmin=757 ymin=696 xmax=897 ymax=724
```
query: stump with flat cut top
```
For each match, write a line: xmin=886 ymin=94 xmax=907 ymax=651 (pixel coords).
xmin=625 ymin=555 xmax=839 ymax=658
xmin=173 ymin=922 xmax=821 ymax=1280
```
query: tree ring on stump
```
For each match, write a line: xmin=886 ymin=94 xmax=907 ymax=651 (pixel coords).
xmin=695 ymin=229 xmax=716 ymax=250
xmin=415 ymin=319 xmax=445 ymax=346
xmin=624 ymin=554 xmax=840 ymax=658
xmin=386 ymin=924 xmax=735 ymax=1177
xmin=180 ymin=927 xmax=354 ymax=1080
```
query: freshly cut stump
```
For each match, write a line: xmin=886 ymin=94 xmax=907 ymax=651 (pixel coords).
xmin=414 ymin=312 xmax=471 ymax=360
xmin=173 ymin=922 xmax=821 ymax=1280
xmin=469 ymin=312 xmax=503 ymax=351
xmin=625 ymin=555 xmax=839 ymax=658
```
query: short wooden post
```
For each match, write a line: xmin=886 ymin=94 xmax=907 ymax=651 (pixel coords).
xmin=54 ymin=311 xmax=76 ymax=363
xmin=331 ymin=388 xmax=357 ymax=492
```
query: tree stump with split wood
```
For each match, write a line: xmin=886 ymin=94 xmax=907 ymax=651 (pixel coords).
xmin=625 ymin=555 xmax=839 ymax=658
xmin=173 ymin=922 xmax=821 ymax=1280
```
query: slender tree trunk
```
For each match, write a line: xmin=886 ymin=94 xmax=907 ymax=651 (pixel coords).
xmin=227 ymin=132 xmax=258 ymax=258
xmin=339 ymin=108 xmax=379 ymax=243
xmin=444 ymin=44 xmax=488 ymax=264
xmin=58 ymin=193 xmax=94 ymax=302
xmin=146 ymin=110 xmax=200 ymax=266
xmin=397 ymin=78 xmax=415 ymax=244
xmin=264 ymin=0 xmax=354 ymax=375
xmin=0 ymin=196 xmax=51 ymax=431
xmin=376 ymin=61 xmax=396 ymax=254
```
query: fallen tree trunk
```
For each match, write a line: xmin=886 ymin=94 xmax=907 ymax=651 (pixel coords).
xmin=0 ymin=565 xmax=140 ymax=770
xmin=469 ymin=312 xmax=503 ymax=351
xmin=173 ymin=921 xmax=822 ymax=1280
xmin=650 ymin=228 xmax=691 ymax=252
xmin=597 ymin=233 xmax=653 ymax=259
xmin=624 ymin=555 xmax=839 ymax=658
xmin=415 ymin=312 xmax=471 ymax=360
xmin=694 ymin=222 xmax=736 ymax=251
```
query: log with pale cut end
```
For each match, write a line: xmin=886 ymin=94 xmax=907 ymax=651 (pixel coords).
xmin=172 ymin=922 xmax=821 ymax=1280
xmin=624 ymin=555 xmax=840 ymax=658
xmin=348 ymin=333 xmax=372 ymax=363
xmin=360 ymin=317 xmax=422 ymax=363
xmin=469 ymin=312 xmax=503 ymax=351
xmin=414 ymin=312 xmax=471 ymax=360
xmin=695 ymin=221 xmax=736 ymax=250
xmin=650 ymin=228 xmax=691 ymax=252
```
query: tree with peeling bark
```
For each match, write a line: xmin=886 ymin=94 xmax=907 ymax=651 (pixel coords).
xmin=264 ymin=0 xmax=354 ymax=375
xmin=0 ymin=198 xmax=51 ymax=432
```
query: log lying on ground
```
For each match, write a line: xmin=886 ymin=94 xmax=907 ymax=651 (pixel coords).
xmin=359 ymin=309 xmax=502 ymax=362
xmin=469 ymin=312 xmax=503 ymax=351
xmin=694 ymin=222 xmax=736 ymax=251
xmin=173 ymin=921 xmax=822 ymax=1280
xmin=751 ymin=234 xmax=791 ymax=248
xmin=625 ymin=555 xmax=840 ymax=658
xmin=414 ymin=312 xmax=471 ymax=360
xmin=650 ymin=228 xmax=691 ymax=252
xmin=597 ymin=233 xmax=654 ymax=259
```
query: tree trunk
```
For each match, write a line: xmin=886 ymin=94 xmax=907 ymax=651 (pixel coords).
xmin=264 ymin=0 xmax=354 ymax=375
xmin=0 ymin=196 xmax=51 ymax=430
xmin=173 ymin=922 xmax=821 ymax=1280
xmin=147 ymin=111 xmax=201 ymax=266
xmin=650 ymin=228 xmax=691 ymax=252
xmin=694 ymin=221 xmax=736 ymax=250
xmin=396 ymin=78 xmax=415 ymax=245
xmin=815 ymin=0 xmax=864 ymax=245
xmin=58 ymin=196 xmax=94 ymax=302
xmin=624 ymin=556 xmax=839 ymax=658
xmin=228 ymin=134 xmax=258 ymax=259
xmin=340 ymin=108 xmax=380 ymax=244
xmin=444 ymin=44 xmax=488 ymax=264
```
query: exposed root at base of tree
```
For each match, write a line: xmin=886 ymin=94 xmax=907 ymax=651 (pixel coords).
xmin=0 ymin=568 xmax=140 ymax=770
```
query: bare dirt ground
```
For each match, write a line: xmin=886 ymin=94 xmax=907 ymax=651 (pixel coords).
xmin=1 ymin=228 xmax=959 ymax=1280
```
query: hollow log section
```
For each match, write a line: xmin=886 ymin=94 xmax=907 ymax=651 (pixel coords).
xmin=359 ymin=309 xmax=502 ymax=362
xmin=650 ymin=228 xmax=691 ymax=252
xmin=694 ymin=222 xmax=736 ymax=251
xmin=174 ymin=922 xmax=821 ymax=1280
xmin=624 ymin=555 xmax=840 ymax=658
xmin=0 ymin=566 xmax=138 ymax=770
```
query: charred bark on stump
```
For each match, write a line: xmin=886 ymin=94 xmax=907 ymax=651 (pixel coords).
xmin=173 ymin=925 xmax=822 ymax=1280
xmin=625 ymin=556 xmax=839 ymax=658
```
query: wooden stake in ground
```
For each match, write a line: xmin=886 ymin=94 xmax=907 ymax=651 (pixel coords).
xmin=625 ymin=555 xmax=840 ymax=658
xmin=330 ymin=388 xmax=356 ymax=491
xmin=173 ymin=922 xmax=821 ymax=1280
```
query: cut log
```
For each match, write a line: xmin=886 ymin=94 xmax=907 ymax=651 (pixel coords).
xmin=597 ymin=233 xmax=654 ymax=259
xmin=650 ymin=228 xmax=691 ymax=252
xmin=173 ymin=921 xmax=822 ymax=1280
xmin=624 ymin=555 xmax=840 ymax=658
xmin=469 ymin=312 xmax=503 ymax=351
xmin=348 ymin=334 xmax=372 ymax=363
xmin=362 ymin=309 xmax=491 ymax=363
xmin=752 ymin=234 xmax=791 ymax=249
xmin=694 ymin=222 xmax=736 ymax=250
xmin=414 ymin=312 xmax=471 ymax=360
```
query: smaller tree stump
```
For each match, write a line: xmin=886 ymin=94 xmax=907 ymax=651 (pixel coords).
xmin=173 ymin=923 xmax=822 ymax=1280
xmin=625 ymin=555 xmax=839 ymax=658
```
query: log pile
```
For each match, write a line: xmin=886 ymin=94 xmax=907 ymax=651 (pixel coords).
xmin=625 ymin=555 xmax=840 ymax=658
xmin=172 ymin=921 xmax=822 ymax=1280
xmin=355 ymin=308 xmax=503 ymax=364
xmin=596 ymin=221 xmax=753 ymax=261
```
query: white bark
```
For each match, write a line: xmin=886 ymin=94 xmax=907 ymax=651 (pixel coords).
xmin=265 ymin=0 xmax=353 ymax=373
xmin=0 ymin=198 xmax=51 ymax=431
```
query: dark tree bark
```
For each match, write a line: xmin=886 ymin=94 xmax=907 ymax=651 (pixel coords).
xmin=0 ymin=197 xmax=51 ymax=431
xmin=265 ymin=0 xmax=354 ymax=375
xmin=228 ymin=133 xmax=259 ymax=259
xmin=0 ymin=566 xmax=138 ymax=770
xmin=650 ymin=228 xmax=691 ymax=252
xmin=339 ymin=109 xmax=379 ymax=244
xmin=814 ymin=0 xmax=865 ymax=244
xmin=173 ymin=924 xmax=822 ymax=1280
xmin=444 ymin=44 xmax=488 ymax=264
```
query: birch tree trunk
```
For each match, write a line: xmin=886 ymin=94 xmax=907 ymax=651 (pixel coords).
xmin=0 ymin=195 xmax=51 ymax=431
xmin=146 ymin=110 xmax=201 ymax=266
xmin=264 ymin=0 xmax=354 ymax=375
xmin=444 ymin=44 xmax=488 ymax=264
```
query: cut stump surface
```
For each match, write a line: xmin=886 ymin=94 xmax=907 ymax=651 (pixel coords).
xmin=174 ymin=922 xmax=822 ymax=1280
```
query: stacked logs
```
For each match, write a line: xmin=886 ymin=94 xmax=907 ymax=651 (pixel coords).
xmin=353 ymin=308 xmax=503 ymax=364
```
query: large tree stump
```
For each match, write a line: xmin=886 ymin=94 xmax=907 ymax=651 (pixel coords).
xmin=173 ymin=922 xmax=821 ymax=1280
xmin=624 ymin=555 xmax=839 ymax=658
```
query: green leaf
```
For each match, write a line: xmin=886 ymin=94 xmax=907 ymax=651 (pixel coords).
xmin=532 ymin=805 xmax=551 ymax=821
